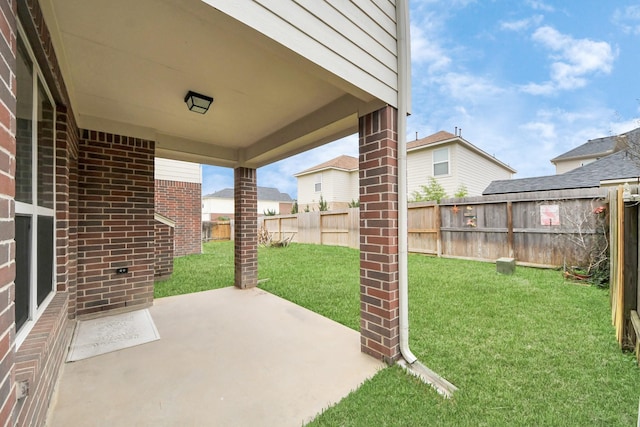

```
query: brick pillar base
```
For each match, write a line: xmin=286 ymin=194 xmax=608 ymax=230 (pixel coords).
xmin=234 ymin=167 xmax=258 ymax=289
xmin=359 ymin=106 xmax=400 ymax=363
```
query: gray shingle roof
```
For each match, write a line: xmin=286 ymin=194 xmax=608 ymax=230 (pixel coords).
xmin=484 ymin=149 xmax=640 ymax=195
xmin=551 ymin=127 xmax=640 ymax=161
xmin=204 ymin=186 xmax=292 ymax=201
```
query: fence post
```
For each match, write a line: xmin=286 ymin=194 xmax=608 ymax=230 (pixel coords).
xmin=436 ymin=204 xmax=442 ymax=257
xmin=507 ymin=201 xmax=514 ymax=258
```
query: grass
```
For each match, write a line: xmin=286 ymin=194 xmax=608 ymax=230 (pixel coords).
xmin=155 ymin=241 xmax=640 ymax=426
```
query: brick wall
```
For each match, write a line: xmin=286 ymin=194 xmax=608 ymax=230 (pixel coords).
xmin=9 ymin=1 xmax=80 ymax=425
xmin=77 ymin=130 xmax=155 ymax=316
xmin=154 ymin=179 xmax=201 ymax=257
xmin=14 ymin=294 xmax=71 ymax=426
xmin=154 ymin=220 xmax=174 ymax=279
xmin=234 ymin=167 xmax=257 ymax=289
xmin=358 ymin=106 xmax=400 ymax=363
xmin=56 ymin=107 xmax=79 ymax=316
xmin=0 ymin=0 xmax=17 ymax=424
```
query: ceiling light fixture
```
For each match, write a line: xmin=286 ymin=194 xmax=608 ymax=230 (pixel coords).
xmin=184 ymin=90 xmax=214 ymax=114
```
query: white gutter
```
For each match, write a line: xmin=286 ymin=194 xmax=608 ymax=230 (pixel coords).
xmin=395 ymin=0 xmax=458 ymax=397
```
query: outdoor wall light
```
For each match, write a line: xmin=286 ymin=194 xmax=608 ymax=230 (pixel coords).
xmin=184 ymin=91 xmax=214 ymax=114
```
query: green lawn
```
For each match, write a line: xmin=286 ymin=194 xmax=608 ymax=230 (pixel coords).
xmin=155 ymin=241 xmax=640 ymax=426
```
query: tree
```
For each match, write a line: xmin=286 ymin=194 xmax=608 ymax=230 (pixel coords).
xmin=454 ymin=183 xmax=468 ymax=198
xmin=411 ymin=177 xmax=447 ymax=203
xmin=263 ymin=208 xmax=276 ymax=216
xmin=291 ymin=200 xmax=298 ymax=214
xmin=318 ymin=194 xmax=329 ymax=211
xmin=348 ymin=199 xmax=360 ymax=208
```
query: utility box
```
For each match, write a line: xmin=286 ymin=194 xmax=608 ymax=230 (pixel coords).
xmin=496 ymin=257 xmax=516 ymax=275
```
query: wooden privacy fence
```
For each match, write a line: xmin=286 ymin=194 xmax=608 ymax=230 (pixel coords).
xmin=263 ymin=208 xmax=360 ymax=248
xmin=262 ymin=188 xmax=609 ymax=268
xmin=202 ymin=220 xmax=231 ymax=241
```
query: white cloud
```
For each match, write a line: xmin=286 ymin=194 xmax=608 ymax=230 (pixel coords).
xmin=522 ymin=26 xmax=616 ymax=95
xmin=500 ymin=15 xmax=544 ymax=32
xmin=411 ymin=24 xmax=452 ymax=73
xmin=612 ymin=5 xmax=640 ymax=35
xmin=526 ymin=0 xmax=555 ymax=12
xmin=202 ymin=166 xmax=234 ymax=195
xmin=434 ymin=72 xmax=505 ymax=101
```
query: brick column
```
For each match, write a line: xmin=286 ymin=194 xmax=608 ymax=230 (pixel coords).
xmin=359 ymin=106 xmax=400 ymax=363
xmin=234 ymin=167 xmax=258 ymax=289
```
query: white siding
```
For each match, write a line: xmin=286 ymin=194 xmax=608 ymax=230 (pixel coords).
xmin=205 ymin=0 xmax=399 ymax=107
xmin=348 ymin=170 xmax=360 ymax=203
xmin=297 ymin=172 xmax=322 ymax=207
xmin=203 ymin=198 xmax=285 ymax=217
xmin=203 ymin=198 xmax=234 ymax=217
xmin=554 ymin=158 xmax=597 ymax=174
xmin=455 ymin=145 xmax=514 ymax=196
xmin=407 ymin=146 xmax=457 ymax=198
xmin=407 ymin=143 xmax=514 ymax=198
xmin=155 ymin=158 xmax=201 ymax=183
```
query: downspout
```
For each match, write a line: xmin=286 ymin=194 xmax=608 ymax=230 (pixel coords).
xmin=396 ymin=0 xmax=417 ymax=365
xmin=395 ymin=1 xmax=458 ymax=398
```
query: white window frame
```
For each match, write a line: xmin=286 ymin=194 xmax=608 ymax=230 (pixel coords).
xmin=314 ymin=174 xmax=322 ymax=193
xmin=15 ymin=23 xmax=57 ymax=348
xmin=433 ymin=147 xmax=450 ymax=177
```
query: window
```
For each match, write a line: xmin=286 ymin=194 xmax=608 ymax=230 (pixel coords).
xmin=15 ymin=29 xmax=56 ymax=346
xmin=433 ymin=147 xmax=449 ymax=176
xmin=314 ymin=174 xmax=322 ymax=192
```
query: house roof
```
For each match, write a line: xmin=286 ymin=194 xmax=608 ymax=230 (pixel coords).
xmin=204 ymin=186 xmax=292 ymax=202
xmin=407 ymin=130 xmax=517 ymax=173
xmin=551 ymin=127 xmax=640 ymax=162
xmin=407 ymin=130 xmax=456 ymax=149
xmin=294 ymin=155 xmax=359 ymax=176
xmin=484 ymin=149 xmax=640 ymax=195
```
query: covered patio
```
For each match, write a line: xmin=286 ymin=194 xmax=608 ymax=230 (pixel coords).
xmin=0 ymin=1 xmax=412 ymax=424
xmin=47 ymin=287 xmax=383 ymax=426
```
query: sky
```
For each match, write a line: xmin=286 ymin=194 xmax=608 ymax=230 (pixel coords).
xmin=202 ymin=0 xmax=640 ymax=199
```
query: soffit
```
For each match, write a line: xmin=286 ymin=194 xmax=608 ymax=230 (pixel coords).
xmin=39 ymin=0 xmax=380 ymax=168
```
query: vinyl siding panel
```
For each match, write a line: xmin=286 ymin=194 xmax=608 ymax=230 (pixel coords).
xmin=407 ymin=143 xmax=513 ymax=198
xmin=327 ymin=170 xmax=358 ymax=204
xmin=554 ymin=158 xmax=597 ymax=174
xmin=407 ymin=144 xmax=456 ymax=198
xmin=455 ymin=145 xmax=514 ymax=196
xmin=297 ymin=172 xmax=323 ymax=207
xmin=155 ymin=158 xmax=202 ymax=183
xmin=206 ymin=0 xmax=398 ymax=106
xmin=203 ymin=198 xmax=284 ymax=216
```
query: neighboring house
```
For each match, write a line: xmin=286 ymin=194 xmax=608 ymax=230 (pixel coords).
xmin=551 ymin=134 xmax=620 ymax=175
xmin=203 ymin=187 xmax=293 ymax=219
xmin=407 ymin=130 xmax=516 ymax=198
xmin=1 ymin=1 xmax=412 ymax=424
xmin=294 ymin=155 xmax=359 ymax=211
xmin=155 ymin=158 xmax=202 ymax=257
xmin=294 ymin=131 xmax=516 ymax=206
xmin=550 ymin=127 xmax=640 ymax=174
xmin=484 ymin=128 xmax=640 ymax=195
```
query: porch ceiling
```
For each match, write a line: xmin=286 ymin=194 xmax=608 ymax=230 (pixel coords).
xmin=39 ymin=0 xmax=382 ymax=168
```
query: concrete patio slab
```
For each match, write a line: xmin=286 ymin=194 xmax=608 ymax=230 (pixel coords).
xmin=47 ymin=287 xmax=384 ymax=427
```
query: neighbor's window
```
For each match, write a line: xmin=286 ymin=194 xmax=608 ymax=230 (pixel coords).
xmin=433 ymin=147 xmax=449 ymax=176
xmin=315 ymin=174 xmax=322 ymax=192
xmin=15 ymin=28 xmax=56 ymax=347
